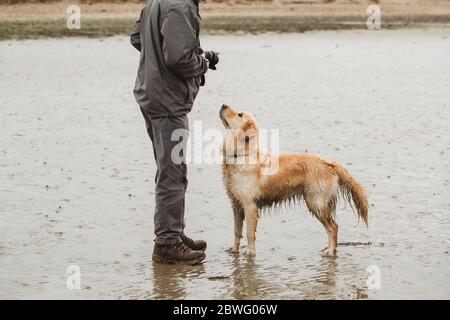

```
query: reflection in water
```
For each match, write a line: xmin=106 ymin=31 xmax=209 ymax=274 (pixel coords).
xmin=313 ymin=258 xmax=338 ymax=287
xmin=308 ymin=257 xmax=339 ymax=298
xmin=302 ymin=257 xmax=369 ymax=299
xmin=282 ymin=256 xmax=339 ymax=299
xmin=147 ymin=252 xmax=371 ymax=299
xmin=229 ymin=256 xmax=266 ymax=300
xmin=151 ymin=262 xmax=205 ymax=299
xmin=149 ymin=255 xmax=280 ymax=300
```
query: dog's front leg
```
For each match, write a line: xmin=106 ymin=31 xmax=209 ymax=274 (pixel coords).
xmin=243 ymin=202 xmax=258 ymax=256
xmin=225 ymin=202 xmax=244 ymax=253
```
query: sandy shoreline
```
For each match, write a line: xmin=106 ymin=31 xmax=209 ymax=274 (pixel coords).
xmin=1 ymin=1 xmax=450 ymax=39
xmin=1 ymin=28 xmax=449 ymax=299
xmin=2 ymin=1 xmax=450 ymax=22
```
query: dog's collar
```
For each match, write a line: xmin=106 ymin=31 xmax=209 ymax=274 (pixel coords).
xmin=224 ymin=154 xmax=246 ymax=163
xmin=225 ymin=154 xmax=260 ymax=164
xmin=228 ymin=153 xmax=246 ymax=159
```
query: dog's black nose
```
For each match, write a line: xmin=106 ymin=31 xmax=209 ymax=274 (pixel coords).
xmin=221 ymin=104 xmax=228 ymax=111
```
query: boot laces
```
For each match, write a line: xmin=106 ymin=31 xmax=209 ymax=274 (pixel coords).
xmin=180 ymin=234 xmax=195 ymax=247
xmin=174 ymin=241 xmax=190 ymax=253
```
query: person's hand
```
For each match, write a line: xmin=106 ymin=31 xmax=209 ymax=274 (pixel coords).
xmin=201 ymin=53 xmax=210 ymax=70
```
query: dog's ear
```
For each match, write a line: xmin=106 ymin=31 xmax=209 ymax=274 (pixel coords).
xmin=242 ymin=120 xmax=257 ymax=144
xmin=225 ymin=119 xmax=259 ymax=157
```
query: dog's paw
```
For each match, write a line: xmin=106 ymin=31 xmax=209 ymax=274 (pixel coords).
xmin=320 ymin=247 xmax=336 ymax=258
xmin=243 ymin=249 xmax=256 ymax=256
xmin=224 ymin=245 xmax=240 ymax=253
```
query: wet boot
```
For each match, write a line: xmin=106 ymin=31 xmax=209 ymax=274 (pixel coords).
xmin=181 ymin=234 xmax=207 ymax=251
xmin=152 ymin=242 xmax=205 ymax=265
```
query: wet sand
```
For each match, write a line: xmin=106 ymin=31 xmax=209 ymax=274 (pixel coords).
xmin=1 ymin=29 xmax=450 ymax=299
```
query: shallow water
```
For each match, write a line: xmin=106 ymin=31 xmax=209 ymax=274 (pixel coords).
xmin=1 ymin=29 xmax=449 ymax=299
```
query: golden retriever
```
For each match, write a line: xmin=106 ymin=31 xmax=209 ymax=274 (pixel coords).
xmin=219 ymin=104 xmax=368 ymax=257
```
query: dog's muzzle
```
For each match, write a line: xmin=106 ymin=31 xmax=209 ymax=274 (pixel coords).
xmin=219 ymin=104 xmax=229 ymax=127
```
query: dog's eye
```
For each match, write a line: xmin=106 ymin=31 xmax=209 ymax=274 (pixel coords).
xmin=238 ymin=113 xmax=243 ymax=118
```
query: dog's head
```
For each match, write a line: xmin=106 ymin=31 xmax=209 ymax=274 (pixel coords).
xmin=219 ymin=104 xmax=259 ymax=158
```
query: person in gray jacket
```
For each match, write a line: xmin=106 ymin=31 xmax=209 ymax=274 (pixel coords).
xmin=131 ymin=0 xmax=218 ymax=265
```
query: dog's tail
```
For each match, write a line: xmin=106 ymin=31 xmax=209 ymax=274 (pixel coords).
xmin=332 ymin=163 xmax=368 ymax=226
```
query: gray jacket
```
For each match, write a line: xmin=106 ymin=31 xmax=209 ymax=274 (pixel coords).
xmin=131 ymin=0 xmax=207 ymax=118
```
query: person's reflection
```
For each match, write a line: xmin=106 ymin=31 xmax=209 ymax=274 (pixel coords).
xmin=151 ymin=262 xmax=205 ymax=299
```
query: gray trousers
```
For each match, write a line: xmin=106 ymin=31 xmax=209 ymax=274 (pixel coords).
xmin=140 ymin=108 xmax=189 ymax=245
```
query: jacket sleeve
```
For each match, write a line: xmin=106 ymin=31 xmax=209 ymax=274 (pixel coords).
xmin=160 ymin=5 xmax=208 ymax=79
xmin=130 ymin=9 xmax=143 ymax=52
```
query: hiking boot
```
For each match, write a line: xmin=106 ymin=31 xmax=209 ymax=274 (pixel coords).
xmin=152 ymin=242 xmax=205 ymax=265
xmin=181 ymin=234 xmax=207 ymax=251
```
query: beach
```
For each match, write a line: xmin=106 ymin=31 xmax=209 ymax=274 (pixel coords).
xmin=0 ymin=28 xmax=450 ymax=299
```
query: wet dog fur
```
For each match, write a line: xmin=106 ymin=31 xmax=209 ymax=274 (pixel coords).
xmin=219 ymin=105 xmax=368 ymax=257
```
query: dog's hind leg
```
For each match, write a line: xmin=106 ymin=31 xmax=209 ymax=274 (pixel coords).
xmin=243 ymin=202 xmax=258 ymax=256
xmin=225 ymin=201 xmax=244 ymax=253
xmin=305 ymin=194 xmax=338 ymax=257
xmin=320 ymin=196 xmax=338 ymax=257
xmin=318 ymin=215 xmax=338 ymax=257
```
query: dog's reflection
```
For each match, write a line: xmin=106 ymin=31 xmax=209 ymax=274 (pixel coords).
xmin=312 ymin=257 xmax=338 ymax=287
xmin=298 ymin=257 xmax=340 ymax=299
xmin=228 ymin=254 xmax=340 ymax=299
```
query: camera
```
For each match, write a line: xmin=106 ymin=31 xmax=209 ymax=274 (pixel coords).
xmin=204 ymin=51 xmax=220 ymax=70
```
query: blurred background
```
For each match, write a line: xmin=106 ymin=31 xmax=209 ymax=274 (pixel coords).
xmin=1 ymin=0 xmax=450 ymax=40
